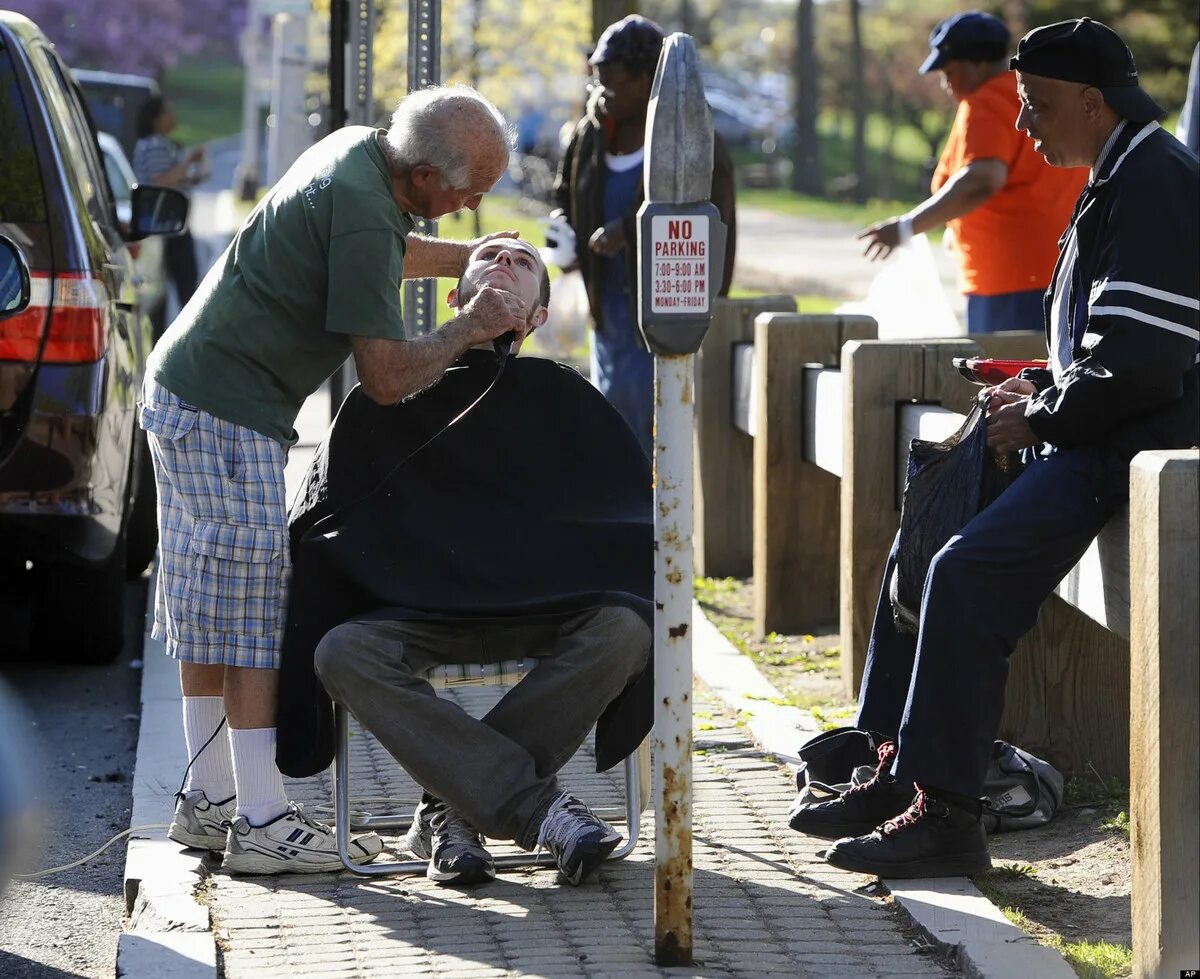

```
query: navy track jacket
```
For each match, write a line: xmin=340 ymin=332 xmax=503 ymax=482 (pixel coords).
xmin=1023 ymin=122 xmax=1199 ymax=459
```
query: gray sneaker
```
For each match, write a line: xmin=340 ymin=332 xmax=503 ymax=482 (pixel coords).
xmin=168 ymin=790 xmax=236 ymax=851
xmin=536 ymin=792 xmax=620 ymax=885
xmin=423 ymin=798 xmax=495 ymax=885
xmin=222 ymin=801 xmax=382 ymax=875
xmin=403 ymin=796 xmax=435 ymax=860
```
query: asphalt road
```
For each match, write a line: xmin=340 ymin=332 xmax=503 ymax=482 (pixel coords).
xmin=0 ymin=576 xmax=148 ymax=979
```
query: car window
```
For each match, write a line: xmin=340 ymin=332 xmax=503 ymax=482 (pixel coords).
xmin=101 ymin=147 xmax=132 ymax=205
xmin=0 ymin=45 xmax=48 ymax=222
xmin=40 ymin=51 xmax=115 ymax=227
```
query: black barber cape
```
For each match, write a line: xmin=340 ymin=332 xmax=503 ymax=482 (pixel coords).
xmin=277 ymin=350 xmax=654 ymax=778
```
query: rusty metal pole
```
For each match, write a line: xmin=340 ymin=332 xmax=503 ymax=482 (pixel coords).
xmin=638 ymin=34 xmax=726 ymax=968
xmin=652 ymin=353 xmax=695 ymax=965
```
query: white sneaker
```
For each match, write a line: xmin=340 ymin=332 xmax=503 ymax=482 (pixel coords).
xmin=168 ymin=790 xmax=236 ymax=851
xmin=221 ymin=801 xmax=382 ymax=875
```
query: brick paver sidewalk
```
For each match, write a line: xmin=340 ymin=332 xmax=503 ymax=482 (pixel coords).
xmin=202 ymin=686 xmax=953 ymax=979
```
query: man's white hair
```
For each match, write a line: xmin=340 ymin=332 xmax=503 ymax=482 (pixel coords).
xmin=383 ymin=86 xmax=514 ymax=189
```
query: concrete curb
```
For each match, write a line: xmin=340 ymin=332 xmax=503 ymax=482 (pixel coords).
xmin=121 ymin=579 xmax=217 ymax=979
xmin=689 ymin=600 xmax=1075 ymax=979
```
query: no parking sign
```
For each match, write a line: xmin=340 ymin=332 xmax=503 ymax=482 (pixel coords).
xmin=637 ymin=200 xmax=725 ymax=354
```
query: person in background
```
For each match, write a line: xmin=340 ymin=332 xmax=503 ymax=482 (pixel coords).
xmin=858 ymin=11 xmax=1087 ymax=334
xmin=551 ymin=15 xmax=737 ymax=455
xmin=132 ymin=96 xmax=207 ymax=307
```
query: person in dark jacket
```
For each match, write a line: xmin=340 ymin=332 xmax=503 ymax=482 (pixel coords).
xmin=551 ymin=15 xmax=737 ymax=455
xmin=292 ymin=240 xmax=654 ymax=888
xmin=788 ymin=17 xmax=1198 ymax=879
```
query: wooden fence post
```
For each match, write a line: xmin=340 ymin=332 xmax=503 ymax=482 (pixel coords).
xmin=1129 ymin=450 xmax=1199 ymax=979
xmin=752 ymin=313 xmax=875 ymax=636
xmin=694 ymin=295 xmax=795 ymax=578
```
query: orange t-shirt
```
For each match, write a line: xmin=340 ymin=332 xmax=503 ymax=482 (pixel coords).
xmin=932 ymin=72 xmax=1087 ymax=296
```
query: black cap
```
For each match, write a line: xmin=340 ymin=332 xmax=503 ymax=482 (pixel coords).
xmin=1010 ymin=17 xmax=1166 ymax=124
xmin=920 ymin=11 xmax=1010 ymax=75
xmin=589 ymin=15 xmax=665 ymax=74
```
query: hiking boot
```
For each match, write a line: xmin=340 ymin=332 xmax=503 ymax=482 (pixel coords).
xmin=788 ymin=741 xmax=914 ymax=840
xmin=403 ymin=795 xmax=436 ymax=860
xmin=424 ymin=799 xmax=495 ymax=885
xmin=221 ymin=801 xmax=382 ymax=875
xmin=536 ymin=792 xmax=621 ymax=886
xmin=824 ymin=786 xmax=992 ymax=879
xmin=169 ymin=790 xmax=236 ymax=851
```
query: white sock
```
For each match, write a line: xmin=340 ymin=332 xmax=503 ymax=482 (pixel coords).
xmin=229 ymin=727 xmax=288 ymax=827
xmin=181 ymin=696 xmax=235 ymax=802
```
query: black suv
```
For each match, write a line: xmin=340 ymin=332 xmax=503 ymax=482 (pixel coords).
xmin=0 ymin=12 xmax=187 ymax=662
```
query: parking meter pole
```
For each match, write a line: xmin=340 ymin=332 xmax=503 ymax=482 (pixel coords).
xmin=639 ymin=33 xmax=726 ymax=968
xmin=653 ymin=352 xmax=695 ymax=965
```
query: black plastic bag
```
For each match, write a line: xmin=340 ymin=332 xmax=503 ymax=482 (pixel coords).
xmin=889 ymin=404 xmax=1018 ymax=633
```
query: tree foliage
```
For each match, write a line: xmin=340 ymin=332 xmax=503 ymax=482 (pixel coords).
xmin=4 ymin=0 xmax=247 ymax=75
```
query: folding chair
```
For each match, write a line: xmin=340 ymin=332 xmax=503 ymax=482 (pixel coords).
xmin=331 ymin=657 xmax=651 ymax=876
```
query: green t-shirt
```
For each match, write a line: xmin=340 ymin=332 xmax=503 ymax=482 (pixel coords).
xmin=149 ymin=126 xmax=414 ymax=444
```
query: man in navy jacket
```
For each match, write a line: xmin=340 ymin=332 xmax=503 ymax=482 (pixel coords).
xmin=789 ymin=18 xmax=1198 ymax=879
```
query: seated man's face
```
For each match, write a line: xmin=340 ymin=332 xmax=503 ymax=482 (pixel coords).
xmin=453 ymin=238 xmax=548 ymax=321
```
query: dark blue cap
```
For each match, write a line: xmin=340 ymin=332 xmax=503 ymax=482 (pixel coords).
xmin=589 ymin=15 xmax=665 ymax=74
xmin=920 ymin=11 xmax=1011 ymax=74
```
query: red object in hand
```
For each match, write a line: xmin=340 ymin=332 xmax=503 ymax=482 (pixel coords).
xmin=953 ymin=357 xmax=1047 ymax=385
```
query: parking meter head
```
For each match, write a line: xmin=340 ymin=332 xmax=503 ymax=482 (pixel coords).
xmin=645 ymin=34 xmax=713 ymax=205
xmin=636 ymin=34 xmax=723 ymax=356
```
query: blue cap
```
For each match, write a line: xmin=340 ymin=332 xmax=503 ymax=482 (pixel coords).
xmin=920 ymin=11 xmax=1011 ymax=74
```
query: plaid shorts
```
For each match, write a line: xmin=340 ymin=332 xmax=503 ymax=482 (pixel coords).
xmin=140 ymin=378 xmax=291 ymax=669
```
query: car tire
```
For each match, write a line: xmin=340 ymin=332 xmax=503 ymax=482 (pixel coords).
xmin=30 ymin=537 xmax=127 ymax=664
xmin=125 ymin=434 xmax=158 ymax=580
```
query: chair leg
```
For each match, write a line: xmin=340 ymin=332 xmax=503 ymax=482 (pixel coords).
xmin=330 ymin=704 xmax=643 ymax=876
xmin=333 ymin=704 xmax=428 ymax=877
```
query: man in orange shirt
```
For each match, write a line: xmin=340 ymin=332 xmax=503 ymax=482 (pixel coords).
xmin=858 ymin=11 xmax=1087 ymax=334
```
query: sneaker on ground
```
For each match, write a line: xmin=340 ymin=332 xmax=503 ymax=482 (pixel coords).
xmin=222 ymin=801 xmax=382 ymax=875
xmin=824 ymin=786 xmax=991 ymax=879
xmin=788 ymin=740 xmax=914 ymax=840
xmin=404 ymin=796 xmax=435 ymax=860
xmin=536 ymin=791 xmax=621 ymax=885
xmin=169 ymin=789 xmax=236 ymax=851
xmin=424 ymin=799 xmax=495 ymax=885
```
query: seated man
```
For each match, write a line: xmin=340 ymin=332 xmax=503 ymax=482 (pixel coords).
xmin=276 ymin=239 xmax=654 ymax=886
xmin=789 ymin=18 xmax=1198 ymax=878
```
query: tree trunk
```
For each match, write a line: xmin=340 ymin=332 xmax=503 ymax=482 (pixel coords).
xmin=592 ymin=0 xmax=638 ymax=41
xmin=848 ymin=0 xmax=868 ymax=202
xmin=791 ymin=0 xmax=822 ymax=195
xmin=469 ymin=0 xmax=484 ymax=237
xmin=880 ymin=82 xmax=895 ymax=201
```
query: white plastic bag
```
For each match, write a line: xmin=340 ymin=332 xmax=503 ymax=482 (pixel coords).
xmin=535 ymin=268 xmax=591 ymax=362
xmin=837 ymin=233 xmax=963 ymax=338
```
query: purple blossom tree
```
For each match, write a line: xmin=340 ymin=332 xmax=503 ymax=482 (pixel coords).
xmin=5 ymin=0 xmax=247 ymax=75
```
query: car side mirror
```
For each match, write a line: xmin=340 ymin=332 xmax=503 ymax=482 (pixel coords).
xmin=0 ymin=236 xmax=32 ymax=317
xmin=129 ymin=185 xmax=190 ymax=240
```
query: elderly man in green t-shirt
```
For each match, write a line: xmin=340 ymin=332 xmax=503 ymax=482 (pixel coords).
xmin=139 ymin=85 xmax=529 ymax=874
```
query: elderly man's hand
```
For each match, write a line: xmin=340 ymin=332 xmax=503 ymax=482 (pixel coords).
xmin=459 ymin=284 xmax=531 ymax=346
xmin=857 ymin=219 xmax=903 ymax=261
xmin=588 ymin=219 xmax=627 ymax=256
xmin=982 ymin=376 xmax=1037 ymax=414
xmin=985 ymin=394 xmax=1039 ymax=456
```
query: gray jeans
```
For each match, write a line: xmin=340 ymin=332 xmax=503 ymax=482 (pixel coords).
xmin=314 ymin=606 xmax=651 ymax=849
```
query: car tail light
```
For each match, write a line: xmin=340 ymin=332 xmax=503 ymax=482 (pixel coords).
xmin=0 ymin=272 xmax=109 ymax=363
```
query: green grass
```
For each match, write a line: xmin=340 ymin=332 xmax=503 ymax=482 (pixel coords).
xmin=1055 ymin=939 xmax=1133 ymax=979
xmin=1100 ymin=810 xmax=1130 ymax=837
xmin=974 ymin=873 xmax=1133 ymax=979
xmin=1064 ymin=771 xmax=1128 ymax=808
xmin=728 ymin=285 xmax=841 ymax=313
xmin=162 ymin=58 xmax=245 ymax=146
